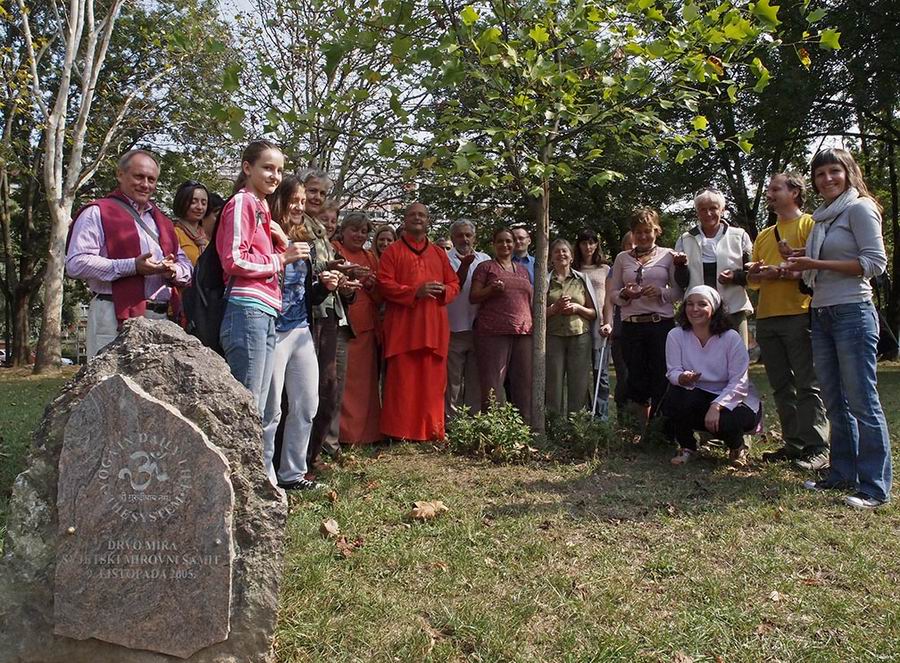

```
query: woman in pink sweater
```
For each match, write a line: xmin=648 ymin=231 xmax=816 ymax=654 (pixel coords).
xmin=663 ymin=285 xmax=761 ymax=466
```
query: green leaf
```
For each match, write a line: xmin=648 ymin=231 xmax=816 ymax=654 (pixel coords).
xmin=453 ymin=154 xmax=470 ymax=172
xmin=751 ymin=0 xmax=781 ymax=27
xmin=727 ymin=84 xmax=738 ymax=102
xmin=460 ymin=5 xmax=479 ymax=26
xmin=222 ymin=64 xmax=240 ymax=92
xmin=723 ymin=19 xmax=753 ymax=40
xmin=528 ymin=24 xmax=550 ymax=44
xmin=682 ymin=3 xmax=700 ymax=21
xmin=588 ymin=170 xmax=624 ymax=186
xmin=692 ymin=115 xmax=709 ymax=130
xmin=805 ymin=7 xmax=826 ymax=23
xmin=819 ymin=28 xmax=841 ymax=50
xmin=646 ymin=8 xmax=665 ymax=21
xmin=378 ymin=137 xmax=395 ymax=156
xmin=738 ymin=138 xmax=753 ymax=153
xmin=675 ymin=148 xmax=696 ymax=164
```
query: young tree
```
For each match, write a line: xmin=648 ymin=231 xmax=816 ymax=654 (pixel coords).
xmin=399 ymin=0 xmax=832 ymax=431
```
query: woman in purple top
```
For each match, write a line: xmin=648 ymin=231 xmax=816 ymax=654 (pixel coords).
xmin=663 ymin=285 xmax=761 ymax=466
xmin=608 ymin=208 xmax=681 ymax=427
xmin=470 ymin=228 xmax=534 ymax=424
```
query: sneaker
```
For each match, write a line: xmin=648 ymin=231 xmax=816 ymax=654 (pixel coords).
xmin=279 ymin=478 xmax=327 ymax=491
xmin=844 ymin=493 xmax=887 ymax=509
xmin=728 ymin=444 xmax=749 ymax=467
xmin=670 ymin=448 xmax=696 ymax=466
xmin=803 ymin=478 xmax=855 ymax=492
xmin=762 ymin=447 xmax=798 ymax=463
xmin=793 ymin=451 xmax=830 ymax=471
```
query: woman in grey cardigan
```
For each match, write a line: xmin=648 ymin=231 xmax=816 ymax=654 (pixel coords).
xmin=787 ymin=148 xmax=892 ymax=509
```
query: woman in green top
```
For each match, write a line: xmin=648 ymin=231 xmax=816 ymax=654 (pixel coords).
xmin=546 ymin=239 xmax=600 ymax=414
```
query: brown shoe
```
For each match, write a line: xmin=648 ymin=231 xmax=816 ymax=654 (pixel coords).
xmin=729 ymin=444 xmax=749 ymax=467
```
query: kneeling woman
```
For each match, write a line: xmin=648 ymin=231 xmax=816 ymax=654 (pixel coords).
xmin=663 ymin=286 xmax=761 ymax=466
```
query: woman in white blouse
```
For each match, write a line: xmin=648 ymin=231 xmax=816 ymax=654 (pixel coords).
xmin=663 ymin=285 xmax=761 ymax=466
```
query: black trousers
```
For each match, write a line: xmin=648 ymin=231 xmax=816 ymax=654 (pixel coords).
xmin=621 ymin=318 xmax=673 ymax=411
xmin=661 ymin=385 xmax=759 ymax=450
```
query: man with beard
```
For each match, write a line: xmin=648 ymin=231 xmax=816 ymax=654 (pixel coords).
xmin=748 ymin=172 xmax=829 ymax=470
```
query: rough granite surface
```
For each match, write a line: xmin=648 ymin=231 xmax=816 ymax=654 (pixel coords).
xmin=0 ymin=318 xmax=287 ymax=663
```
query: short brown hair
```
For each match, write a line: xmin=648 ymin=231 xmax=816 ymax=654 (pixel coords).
xmin=774 ymin=172 xmax=806 ymax=209
xmin=629 ymin=207 xmax=662 ymax=235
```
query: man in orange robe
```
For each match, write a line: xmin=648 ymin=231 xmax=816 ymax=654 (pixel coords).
xmin=377 ymin=203 xmax=460 ymax=441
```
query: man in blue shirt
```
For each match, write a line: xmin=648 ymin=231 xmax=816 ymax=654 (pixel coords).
xmin=511 ymin=226 xmax=535 ymax=284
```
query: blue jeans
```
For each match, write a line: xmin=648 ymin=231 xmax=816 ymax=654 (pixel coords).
xmin=811 ymin=301 xmax=892 ymax=502
xmin=220 ymin=301 xmax=277 ymax=416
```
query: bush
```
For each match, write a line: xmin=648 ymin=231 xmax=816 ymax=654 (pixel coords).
xmin=446 ymin=398 xmax=534 ymax=463
xmin=545 ymin=409 xmax=614 ymax=459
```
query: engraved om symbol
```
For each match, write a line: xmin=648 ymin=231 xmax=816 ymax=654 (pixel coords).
xmin=118 ymin=450 xmax=169 ymax=491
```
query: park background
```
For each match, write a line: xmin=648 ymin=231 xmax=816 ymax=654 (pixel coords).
xmin=1 ymin=0 xmax=899 ymax=660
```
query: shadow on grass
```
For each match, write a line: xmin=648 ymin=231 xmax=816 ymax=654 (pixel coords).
xmin=484 ymin=438 xmax=806 ymax=524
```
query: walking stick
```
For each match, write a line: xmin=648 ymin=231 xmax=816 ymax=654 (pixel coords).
xmin=591 ymin=336 xmax=609 ymax=418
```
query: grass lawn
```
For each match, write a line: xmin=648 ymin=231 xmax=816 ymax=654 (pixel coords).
xmin=2 ymin=365 xmax=900 ymax=661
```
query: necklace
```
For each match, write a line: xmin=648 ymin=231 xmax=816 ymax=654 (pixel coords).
xmin=176 ymin=220 xmax=207 ymax=247
xmin=401 ymin=234 xmax=429 ymax=256
xmin=494 ymin=258 xmax=515 ymax=272
xmin=632 ymin=245 xmax=656 ymax=262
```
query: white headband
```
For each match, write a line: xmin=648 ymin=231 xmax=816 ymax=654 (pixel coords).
xmin=685 ymin=285 xmax=722 ymax=311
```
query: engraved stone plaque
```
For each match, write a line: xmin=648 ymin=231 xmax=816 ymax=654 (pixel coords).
xmin=54 ymin=374 xmax=234 ymax=659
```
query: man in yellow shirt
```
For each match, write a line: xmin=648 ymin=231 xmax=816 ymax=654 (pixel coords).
xmin=748 ymin=173 xmax=829 ymax=469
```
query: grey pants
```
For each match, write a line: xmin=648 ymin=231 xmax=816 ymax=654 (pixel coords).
xmin=546 ymin=332 xmax=593 ymax=415
xmin=757 ymin=313 xmax=829 ymax=455
xmin=445 ymin=330 xmax=481 ymax=420
xmin=263 ymin=326 xmax=319 ymax=485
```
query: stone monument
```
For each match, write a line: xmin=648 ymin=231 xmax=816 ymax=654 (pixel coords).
xmin=0 ymin=319 xmax=288 ymax=663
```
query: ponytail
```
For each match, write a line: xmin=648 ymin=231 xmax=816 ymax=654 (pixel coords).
xmin=233 ymin=139 xmax=281 ymax=194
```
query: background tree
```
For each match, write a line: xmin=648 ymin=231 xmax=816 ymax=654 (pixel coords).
xmin=10 ymin=0 xmax=233 ymax=370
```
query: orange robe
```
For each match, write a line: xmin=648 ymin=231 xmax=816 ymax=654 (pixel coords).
xmin=377 ymin=234 xmax=460 ymax=441
xmin=335 ymin=243 xmax=382 ymax=444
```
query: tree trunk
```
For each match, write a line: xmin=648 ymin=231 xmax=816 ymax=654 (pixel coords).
xmin=887 ymin=141 xmax=900 ymax=341
xmin=10 ymin=286 xmax=31 ymax=366
xmin=529 ymin=177 xmax=550 ymax=433
xmin=33 ymin=200 xmax=70 ymax=373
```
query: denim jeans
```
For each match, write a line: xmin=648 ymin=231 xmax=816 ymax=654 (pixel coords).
xmin=811 ymin=301 xmax=892 ymax=502
xmin=220 ymin=301 xmax=277 ymax=416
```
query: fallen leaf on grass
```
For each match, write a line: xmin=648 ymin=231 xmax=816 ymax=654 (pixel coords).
xmin=365 ymin=480 xmax=381 ymax=491
xmin=672 ymin=652 xmax=694 ymax=663
xmin=326 ymin=489 xmax=338 ymax=503
xmin=335 ymin=535 xmax=364 ymax=558
xmin=769 ymin=590 xmax=783 ymax=602
xmin=320 ymin=518 xmax=340 ymax=539
xmin=409 ymin=500 xmax=449 ymax=521
xmin=801 ymin=577 xmax=823 ymax=586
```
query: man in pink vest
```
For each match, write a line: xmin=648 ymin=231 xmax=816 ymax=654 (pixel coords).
xmin=66 ymin=149 xmax=192 ymax=358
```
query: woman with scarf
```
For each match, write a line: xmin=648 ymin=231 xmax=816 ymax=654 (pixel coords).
xmin=787 ymin=148 xmax=891 ymax=509
xmin=663 ymin=286 xmax=761 ymax=467
xmin=608 ymin=208 xmax=681 ymax=428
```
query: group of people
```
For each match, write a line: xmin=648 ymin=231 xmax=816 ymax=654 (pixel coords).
xmin=65 ymin=142 xmax=892 ymax=509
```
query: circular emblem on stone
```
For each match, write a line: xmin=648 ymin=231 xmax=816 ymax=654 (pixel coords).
xmin=98 ymin=431 xmax=193 ymax=523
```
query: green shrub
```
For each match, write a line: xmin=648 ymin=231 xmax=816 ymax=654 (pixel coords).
xmin=446 ymin=398 xmax=534 ymax=463
xmin=545 ymin=409 xmax=614 ymax=459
